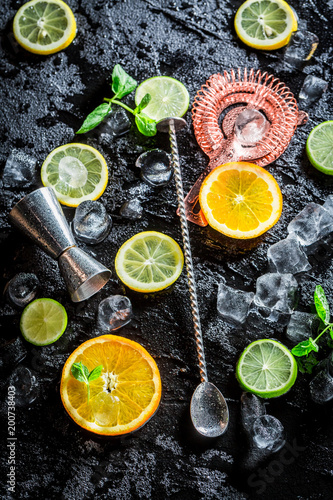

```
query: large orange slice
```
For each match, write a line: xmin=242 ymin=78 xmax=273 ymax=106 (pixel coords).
xmin=199 ymin=162 xmax=283 ymax=239
xmin=60 ymin=335 xmax=162 ymax=436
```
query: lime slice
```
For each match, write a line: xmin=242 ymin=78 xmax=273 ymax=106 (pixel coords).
xmin=236 ymin=339 xmax=297 ymax=398
xmin=41 ymin=143 xmax=108 ymax=207
xmin=115 ymin=231 xmax=184 ymax=292
xmin=13 ymin=0 xmax=76 ymax=55
xmin=234 ymin=0 xmax=297 ymax=50
xmin=135 ymin=76 xmax=189 ymax=122
xmin=20 ymin=298 xmax=68 ymax=346
xmin=306 ymin=121 xmax=333 ymax=175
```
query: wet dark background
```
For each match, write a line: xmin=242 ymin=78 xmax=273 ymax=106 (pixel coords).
xmin=0 ymin=0 xmax=333 ymax=498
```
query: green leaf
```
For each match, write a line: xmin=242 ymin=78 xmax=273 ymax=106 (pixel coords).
xmin=112 ymin=64 xmax=137 ymax=99
xmin=292 ymin=338 xmax=319 ymax=357
xmin=76 ymin=102 xmax=111 ymax=134
xmin=135 ymin=113 xmax=157 ymax=136
xmin=133 ymin=93 xmax=151 ymax=115
xmin=71 ymin=362 xmax=89 ymax=383
xmin=330 ymin=327 xmax=333 ymax=340
xmin=314 ymin=285 xmax=330 ymax=324
xmin=88 ymin=365 xmax=103 ymax=382
xmin=295 ymin=352 xmax=319 ymax=374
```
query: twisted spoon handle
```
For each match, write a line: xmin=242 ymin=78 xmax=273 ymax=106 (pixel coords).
xmin=169 ymin=120 xmax=208 ymax=383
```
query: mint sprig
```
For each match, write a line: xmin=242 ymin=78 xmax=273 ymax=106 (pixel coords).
xmin=76 ymin=64 xmax=156 ymax=137
xmin=71 ymin=361 xmax=103 ymax=402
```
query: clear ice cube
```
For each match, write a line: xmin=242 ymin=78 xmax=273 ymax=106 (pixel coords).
xmin=267 ymin=237 xmax=311 ymax=275
xmin=6 ymin=272 xmax=40 ymax=308
xmin=72 ymin=200 xmax=111 ymax=244
xmin=286 ymin=311 xmax=317 ymax=343
xmin=234 ymin=109 xmax=269 ymax=146
xmin=99 ymin=108 xmax=131 ymax=139
xmin=251 ymin=415 xmax=285 ymax=452
xmin=119 ymin=199 xmax=143 ymax=219
xmin=2 ymin=149 xmax=37 ymax=188
xmin=284 ymin=30 xmax=319 ymax=65
xmin=97 ymin=295 xmax=133 ymax=331
xmin=254 ymin=273 xmax=298 ymax=320
xmin=309 ymin=369 xmax=333 ymax=404
xmin=241 ymin=392 xmax=266 ymax=434
xmin=217 ymin=282 xmax=254 ymax=325
xmin=323 ymin=195 xmax=333 ymax=216
xmin=0 ymin=337 xmax=27 ymax=376
xmin=137 ymin=149 xmax=173 ymax=187
xmin=299 ymin=75 xmax=328 ymax=106
xmin=8 ymin=365 xmax=39 ymax=407
xmin=287 ymin=203 xmax=333 ymax=248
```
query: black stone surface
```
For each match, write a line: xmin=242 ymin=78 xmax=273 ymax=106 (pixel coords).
xmin=1 ymin=1 xmax=333 ymax=499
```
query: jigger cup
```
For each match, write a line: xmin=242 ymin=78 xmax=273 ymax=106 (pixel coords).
xmin=9 ymin=187 xmax=111 ymax=302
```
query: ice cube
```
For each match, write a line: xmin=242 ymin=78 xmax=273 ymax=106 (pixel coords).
xmin=299 ymin=75 xmax=328 ymax=106
xmin=97 ymin=295 xmax=133 ymax=332
xmin=254 ymin=273 xmax=298 ymax=321
xmin=99 ymin=108 xmax=131 ymax=139
xmin=72 ymin=200 xmax=111 ymax=245
xmin=323 ymin=195 xmax=333 ymax=216
xmin=0 ymin=337 xmax=27 ymax=377
xmin=309 ymin=369 xmax=333 ymax=404
xmin=217 ymin=282 xmax=254 ymax=325
xmin=241 ymin=392 xmax=266 ymax=434
xmin=267 ymin=237 xmax=311 ymax=275
xmin=284 ymin=30 xmax=319 ymax=66
xmin=234 ymin=109 xmax=269 ymax=146
xmin=119 ymin=199 xmax=143 ymax=219
xmin=5 ymin=272 xmax=40 ymax=308
xmin=2 ymin=149 xmax=37 ymax=188
xmin=251 ymin=415 xmax=285 ymax=452
xmin=286 ymin=311 xmax=318 ymax=343
xmin=136 ymin=149 xmax=173 ymax=187
xmin=8 ymin=366 xmax=39 ymax=407
xmin=287 ymin=203 xmax=333 ymax=248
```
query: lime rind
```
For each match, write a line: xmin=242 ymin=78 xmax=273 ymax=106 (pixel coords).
xmin=306 ymin=121 xmax=333 ymax=175
xmin=236 ymin=339 xmax=297 ymax=398
xmin=20 ymin=298 xmax=68 ymax=346
xmin=135 ymin=76 xmax=189 ymax=122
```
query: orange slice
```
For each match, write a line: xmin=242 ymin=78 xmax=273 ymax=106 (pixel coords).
xmin=199 ymin=162 xmax=283 ymax=239
xmin=60 ymin=335 xmax=162 ymax=436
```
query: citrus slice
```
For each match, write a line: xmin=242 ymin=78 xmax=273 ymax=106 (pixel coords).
xmin=236 ymin=339 xmax=297 ymax=398
xmin=13 ymin=0 xmax=76 ymax=55
xmin=115 ymin=231 xmax=184 ymax=292
xmin=20 ymin=298 xmax=68 ymax=346
xmin=306 ymin=121 xmax=333 ymax=175
xmin=60 ymin=335 xmax=162 ymax=435
xmin=135 ymin=76 xmax=189 ymax=122
xmin=199 ymin=162 xmax=282 ymax=239
xmin=41 ymin=143 xmax=108 ymax=207
xmin=234 ymin=0 xmax=297 ymax=51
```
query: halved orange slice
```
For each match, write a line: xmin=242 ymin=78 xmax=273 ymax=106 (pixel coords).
xmin=60 ymin=335 xmax=162 ymax=436
xmin=199 ymin=162 xmax=283 ymax=239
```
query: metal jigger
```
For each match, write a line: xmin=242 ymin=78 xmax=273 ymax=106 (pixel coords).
xmin=9 ymin=187 xmax=111 ymax=302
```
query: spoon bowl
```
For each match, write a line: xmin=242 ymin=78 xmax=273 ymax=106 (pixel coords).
xmin=190 ymin=382 xmax=229 ymax=437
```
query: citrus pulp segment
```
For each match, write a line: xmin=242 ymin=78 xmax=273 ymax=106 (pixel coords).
xmin=41 ymin=143 xmax=108 ymax=207
xmin=236 ymin=339 xmax=297 ymax=398
xmin=135 ymin=76 xmax=189 ymax=122
xmin=60 ymin=335 xmax=162 ymax=435
xmin=234 ymin=0 xmax=297 ymax=50
xmin=13 ymin=0 xmax=76 ymax=55
xmin=199 ymin=162 xmax=283 ymax=239
xmin=20 ymin=298 xmax=68 ymax=346
xmin=115 ymin=231 xmax=184 ymax=292
xmin=306 ymin=121 xmax=333 ymax=175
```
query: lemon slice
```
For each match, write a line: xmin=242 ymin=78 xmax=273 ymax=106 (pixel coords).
xmin=41 ymin=143 xmax=108 ymax=207
xmin=135 ymin=76 xmax=189 ymax=122
xmin=13 ymin=0 xmax=76 ymax=55
xmin=234 ymin=0 xmax=297 ymax=50
xmin=115 ymin=231 xmax=184 ymax=292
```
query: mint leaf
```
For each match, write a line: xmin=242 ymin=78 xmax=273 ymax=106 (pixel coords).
xmin=314 ymin=285 xmax=330 ymax=324
xmin=135 ymin=113 xmax=157 ymax=136
xmin=88 ymin=365 xmax=103 ymax=382
xmin=77 ymin=102 xmax=111 ymax=134
xmin=112 ymin=64 xmax=137 ymax=99
xmin=134 ymin=93 xmax=151 ymax=115
xmin=71 ymin=362 xmax=89 ymax=383
xmin=292 ymin=338 xmax=319 ymax=357
xmin=330 ymin=327 xmax=333 ymax=340
xmin=295 ymin=352 xmax=319 ymax=374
